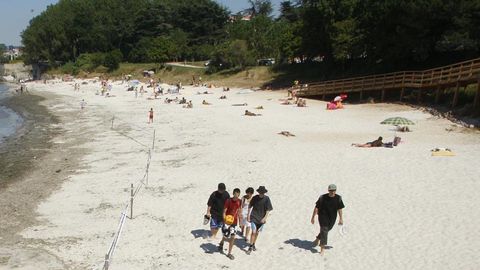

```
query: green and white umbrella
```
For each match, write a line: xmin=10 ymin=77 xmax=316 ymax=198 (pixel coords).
xmin=380 ymin=117 xmax=415 ymax=126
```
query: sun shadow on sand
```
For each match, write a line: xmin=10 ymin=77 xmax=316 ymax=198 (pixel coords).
xmin=234 ymin=237 xmax=250 ymax=250
xmin=200 ymin=243 xmax=218 ymax=254
xmin=191 ymin=229 xmax=210 ymax=239
xmin=284 ymin=239 xmax=318 ymax=253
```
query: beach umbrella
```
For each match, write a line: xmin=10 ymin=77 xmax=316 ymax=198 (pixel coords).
xmin=380 ymin=117 xmax=415 ymax=126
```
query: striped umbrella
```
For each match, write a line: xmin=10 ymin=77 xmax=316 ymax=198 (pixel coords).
xmin=380 ymin=117 xmax=415 ymax=126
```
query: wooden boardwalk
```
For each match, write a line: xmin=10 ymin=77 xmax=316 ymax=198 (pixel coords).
xmin=296 ymin=58 xmax=480 ymax=108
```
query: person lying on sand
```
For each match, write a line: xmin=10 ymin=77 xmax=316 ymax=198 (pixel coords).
xmin=179 ymin=97 xmax=187 ymax=104
xmin=245 ymin=110 xmax=261 ymax=116
xmin=297 ymin=98 xmax=307 ymax=107
xmin=352 ymin=136 xmax=383 ymax=147
xmin=278 ymin=131 xmax=295 ymax=137
xmin=202 ymin=100 xmax=211 ymax=105
xmin=396 ymin=126 xmax=411 ymax=132
xmin=232 ymin=103 xmax=248 ymax=106
xmin=219 ymin=95 xmax=227 ymax=99
xmin=183 ymin=101 xmax=193 ymax=108
xmin=255 ymin=106 xmax=264 ymax=110
xmin=281 ymin=100 xmax=291 ymax=105
xmin=197 ymin=91 xmax=212 ymax=95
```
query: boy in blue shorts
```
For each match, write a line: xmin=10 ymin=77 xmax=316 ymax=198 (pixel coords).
xmin=206 ymin=183 xmax=230 ymax=238
xmin=246 ymin=186 xmax=273 ymax=254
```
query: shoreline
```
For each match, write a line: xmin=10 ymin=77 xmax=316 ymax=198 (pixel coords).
xmin=0 ymin=89 xmax=88 ymax=268
xmin=0 ymin=92 xmax=59 ymax=187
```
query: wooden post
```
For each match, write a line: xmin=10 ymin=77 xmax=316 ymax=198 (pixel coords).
xmin=452 ymin=83 xmax=460 ymax=108
xmin=435 ymin=86 xmax=441 ymax=104
xmin=474 ymin=80 xmax=480 ymax=109
xmin=417 ymin=89 xmax=422 ymax=103
xmin=152 ymin=129 xmax=156 ymax=150
xmin=400 ymin=87 xmax=405 ymax=101
xmin=359 ymin=90 xmax=363 ymax=101
xmin=130 ymin=183 xmax=134 ymax=219
xmin=322 ymin=88 xmax=326 ymax=100
xmin=381 ymin=89 xmax=386 ymax=102
xmin=104 ymin=254 xmax=109 ymax=270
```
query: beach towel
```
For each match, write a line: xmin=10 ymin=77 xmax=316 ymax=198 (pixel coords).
xmin=431 ymin=148 xmax=455 ymax=156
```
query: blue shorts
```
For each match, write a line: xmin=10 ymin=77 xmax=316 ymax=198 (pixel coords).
xmin=210 ymin=217 xmax=223 ymax=229
xmin=250 ymin=222 xmax=265 ymax=233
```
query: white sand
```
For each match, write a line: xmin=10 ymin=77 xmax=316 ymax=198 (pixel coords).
xmin=12 ymin=80 xmax=480 ymax=269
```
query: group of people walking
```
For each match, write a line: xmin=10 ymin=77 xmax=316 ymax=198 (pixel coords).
xmin=205 ymin=183 xmax=344 ymax=259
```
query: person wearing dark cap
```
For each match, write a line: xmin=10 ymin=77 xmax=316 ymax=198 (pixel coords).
xmin=246 ymin=186 xmax=273 ymax=255
xmin=311 ymin=184 xmax=345 ymax=255
xmin=206 ymin=183 xmax=230 ymax=238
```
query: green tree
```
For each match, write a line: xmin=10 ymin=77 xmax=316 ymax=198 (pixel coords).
xmin=148 ymin=36 xmax=176 ymax=68
xmin=210 ymin=40 xmax=255 ymax=71
xmin=103 ymin=50 xmax=123 ymax=71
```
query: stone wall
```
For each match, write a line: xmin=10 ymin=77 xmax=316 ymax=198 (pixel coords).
xmin=0 ymin=63 xmax=33 ymax=81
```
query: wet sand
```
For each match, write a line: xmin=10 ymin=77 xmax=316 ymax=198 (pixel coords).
xmin=0 ymin=91 xmax=87 ymax=268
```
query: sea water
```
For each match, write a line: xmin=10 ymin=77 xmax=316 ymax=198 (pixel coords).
xmin=0 ymin=83 xmax=23 ymax=144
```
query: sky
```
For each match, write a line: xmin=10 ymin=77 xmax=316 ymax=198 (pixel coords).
xmin=0 ymin=0 xmax=284 ymax=47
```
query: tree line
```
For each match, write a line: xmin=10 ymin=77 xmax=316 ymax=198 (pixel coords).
xmin=21 ymin=0 xmax=480 ymax=76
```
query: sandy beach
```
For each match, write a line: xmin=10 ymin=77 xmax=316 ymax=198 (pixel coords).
xmin=1 ymin=80 xmax=479 ymax=269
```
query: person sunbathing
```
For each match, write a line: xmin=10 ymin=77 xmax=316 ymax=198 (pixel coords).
xmin=297 ymin=98 xmax=307 ymax=107
xmin=202 ymin=100 xmax=211 ymax=105
xmin=255 ymin=106 xmax=264 ymax=109
xmin=183 ymin=101 xmax=193 ymax=108
xmin=179 ymin=97 xmax=187 ymax=104
xmin=245 ymin=110 xmax=261 ymax=116
xmin=232 ymin=103 xmax=248 ymax=106
xmin=352 ymin=136 xmax=383 ymax=147
xmin=219 ymin=95 xmax=227 ymax=99
xmin=281 ymin=100 xmax=291 ymax=105
xmin=396 ymin=126 xmax=410 ymax=132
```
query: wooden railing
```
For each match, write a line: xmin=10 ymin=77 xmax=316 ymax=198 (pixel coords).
xmin=296 ymin=58 xmax=480 ymax=101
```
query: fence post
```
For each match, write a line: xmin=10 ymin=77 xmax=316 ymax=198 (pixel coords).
xmin=146 ymin=150 xmax=151 ymax=186
xmin=452 ymin=82 xmax=460 ymax=108
xmin=104 ymin=254 xmax=109 ymax=270
xmin=152 ymin=129 xmax=156 ymax=150
xmin=435 ymin=86 xmax=441 ymax=104
xmin=130 ymin=183 xmax=134 ymax=219
xmin=474 ymin=79 xmax=480 ymax=109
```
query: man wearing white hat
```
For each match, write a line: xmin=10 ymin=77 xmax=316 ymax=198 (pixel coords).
xmin=311 ymin=184 xmax=345 ymax=255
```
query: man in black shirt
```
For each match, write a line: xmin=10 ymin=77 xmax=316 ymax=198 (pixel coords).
xmin=206 ymin=183 xmax=230 ymax=238
xmin=246 ymin=186 xmax=273 ymax=254
xmin=311 ymin=184 xmax=345 ymax=256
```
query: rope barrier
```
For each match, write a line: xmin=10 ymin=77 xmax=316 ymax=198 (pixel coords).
xmin=96 ymin=116 xmax=156 ymax=270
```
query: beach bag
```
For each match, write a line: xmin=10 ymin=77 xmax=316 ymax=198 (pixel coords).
xmin=393 ymin=136 xmax=401 ymax=146
xmin=203 ymin=215 xmax=210 ymax=225
xmin=225 ymin=215 xmax=235 ymax=225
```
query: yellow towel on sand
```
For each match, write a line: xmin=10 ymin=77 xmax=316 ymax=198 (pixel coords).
xmin=432 ymin=150 xmax=456 ymax=156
